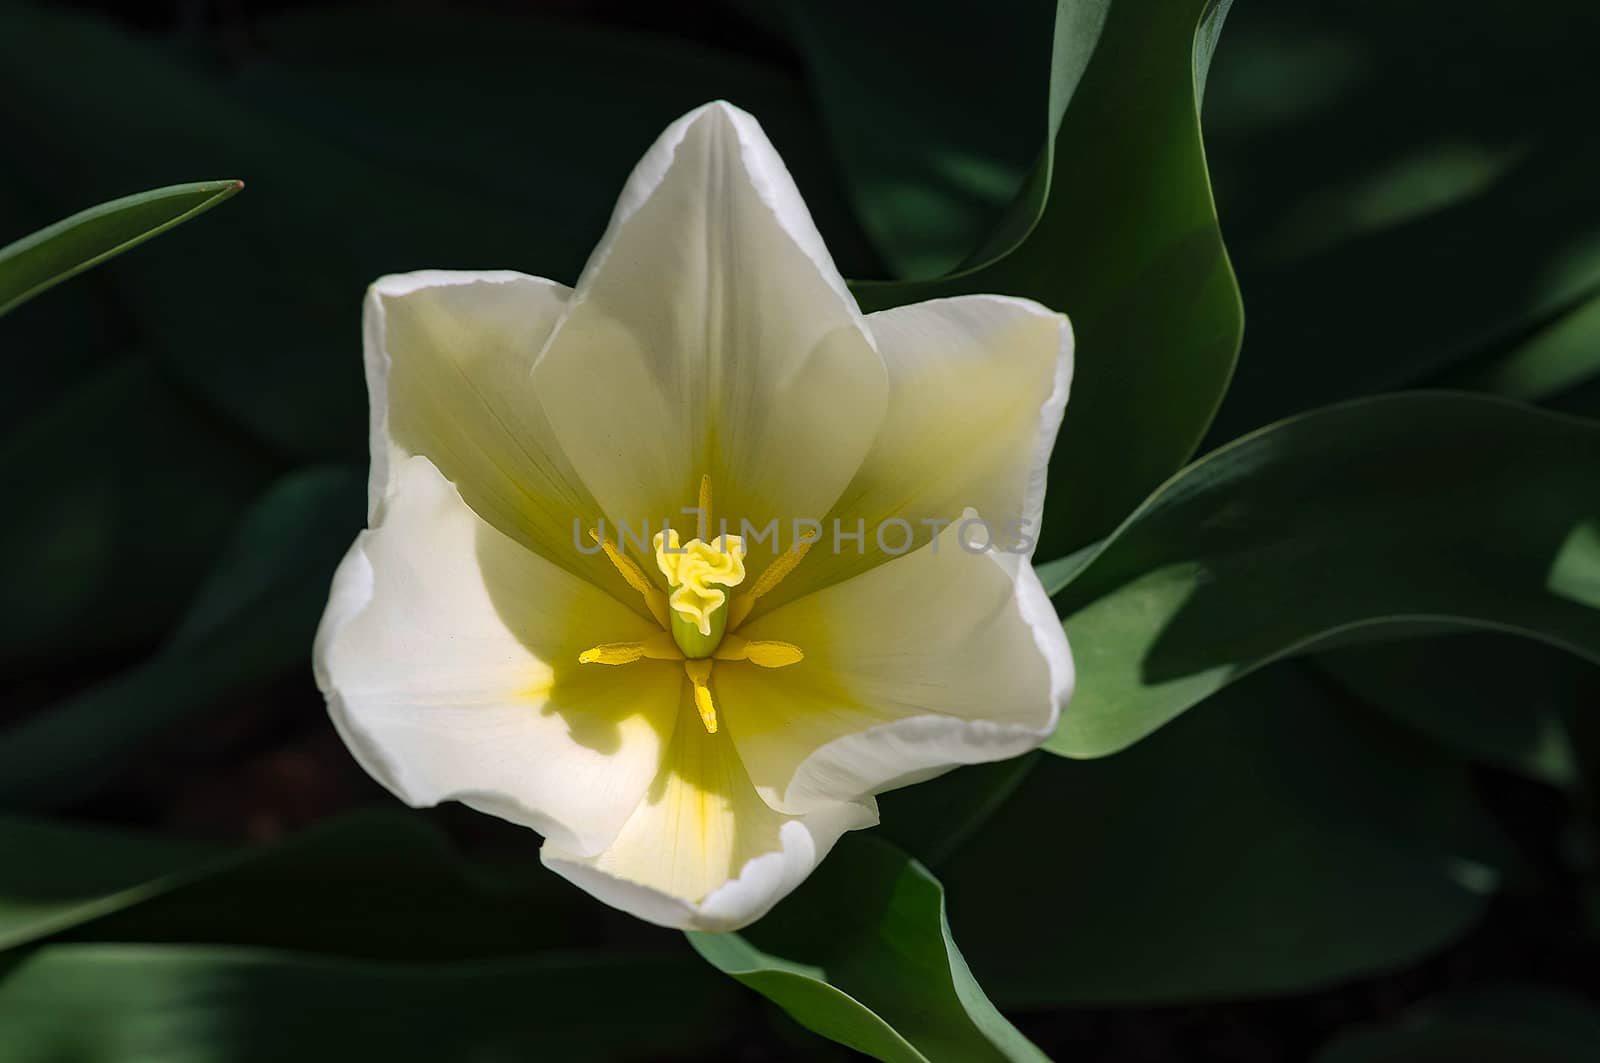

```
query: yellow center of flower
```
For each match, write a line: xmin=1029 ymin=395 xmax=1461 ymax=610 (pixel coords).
xmin=653 ymin=529 xmax=745 ymax=652
xmin=576 ymin=475 xmax=808 ymax=734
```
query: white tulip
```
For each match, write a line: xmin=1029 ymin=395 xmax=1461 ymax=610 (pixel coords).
xmin=315 ymin=101 xmax=1074 ymax=931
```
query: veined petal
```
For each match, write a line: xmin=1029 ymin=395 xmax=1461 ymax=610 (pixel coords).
xmin=718 ymin=514 xmax=1073 ymax=815
xmin=541 ymin=689 xmax=877 ymax=932
xmin=315 ymin=456 xmax=679 ymax=856
xmin=755 ymin=295 xmax=1072 ymax=612
xmin=365 ymin=270 xmax=632 ymax=600
xmin=531 ymin=101 xmax=888 ymax=541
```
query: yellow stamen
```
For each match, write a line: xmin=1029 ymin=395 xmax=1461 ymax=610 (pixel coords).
xmin=578 ymin=642 xmax=642 ymax=665
xmin=684 ymin=659 xmax=718 ymax=734
xmin=577 ymin=631 xmax=682 ymax=666
xmin=714 ymin=635 xmax=804 ymax=668
xmin=590 ymin=528 xmax=670 ymax=628
xmin=728 ymin=536 xmax=815 ymax=629
xmin=697 ymin=472 xmax=713 ymax=543
xmin=745 ymin=641 xmax=805 ymax=668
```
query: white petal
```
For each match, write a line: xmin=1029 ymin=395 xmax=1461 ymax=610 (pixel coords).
xmin=365 ymin=270 xmax=632 ymax=596
xmin=530 ymin=101 xmax=888 ymax=541
xmin=754 ymin=294 xmax=1072 ymax=611
xmin=719 ymin=515 xmax=1073 ymax=814
xmin=541 ymin=691 xmax=877 ymax=931
xmin=315 ymin=455 xmax=679 ymax=856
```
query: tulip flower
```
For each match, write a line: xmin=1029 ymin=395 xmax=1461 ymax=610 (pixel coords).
xmin=315 ymin=101 xmax=1074 ymax=931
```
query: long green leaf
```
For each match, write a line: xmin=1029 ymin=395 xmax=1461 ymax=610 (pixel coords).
xmin=0 ymin=816 xmax=220 ymax=952
xmin=1440 ymin=285 xmax=1600 ymax=402
xmin=877 ymin=755 xmax=1041 ymax=869
xmin=0 ymin=943 xmax=739 ymax=1063
xmin=1203 ymin=1 xmax=1600 ymax=437
xmin=770 ymin=0 xmax=1109 ymax=278
xmin=942 ymin=666 xmax=1497 ymax=1005
xmin=0 ymin=356 xmax=276 ymax=667
xmin=1314 ymin=633 xmax=1586 ymax=787
xmin=0 ymin=180 xmax=240 ymax=317
xmin=0 ymin=810 xmax=594 ymax=958
xmin=1313 ymin=986 xmax=1600 ymax=1063
xmin=851 ymin=0 xmax=1242 ymax=554
xmin=689 ymin=835 xmax=1047 ymax=1063
xmin=0 ymin=467 xmax=363 ymax=808
xmin=1047 ymin=392 xmax=1600 ymax=758
xmin=0 ymin=170 xmax=116 ymax=426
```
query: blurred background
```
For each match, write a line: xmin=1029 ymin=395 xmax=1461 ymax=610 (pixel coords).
xmin=3 ymin=0 xmax=1600 ymax=1059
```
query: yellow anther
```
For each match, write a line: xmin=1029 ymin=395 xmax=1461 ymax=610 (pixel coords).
xmin=577 ymin=631 xmax=683 ymax=666
xmin=728 ymin=536 xmax=815 ymax=629
xmin=697 ymin=473 xmax=713 ymax=542
xmin=684 ymin=659 xmax=718 ymax=734
xmin=578 ymin=642 xmax=643 ymax=665
xmin=590 ymin=528 xmax=670 ymax=628
xmin=745 ymin=641 xmax=805 ymax=668
xmin=714 ymin=635 xmax=804 ymax=668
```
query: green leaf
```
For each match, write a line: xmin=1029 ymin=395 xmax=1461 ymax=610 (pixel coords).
xmin=0 ymin=180 xmax=240 ymax=317
xmin=852 ymin=0 xmax=1243 ymax=554
xmin=0 ymin=815 xmax=220 ymax=952
xmin=1439 ymin=285 xmax=1600 ymax=403
xmin=1314 ymin=633 xmax=1588 ymax=787
xmin=0 ymin=467 xmax=363 ymax=809
xmin=1313 ymin=985 xmax=1600 ymax=1063
xmin=877 ymin=756 xmax=1040 ymax=869
xmin=1034 ymin=543 xmax=1099 ymax=597
xmin=771 ymin=0 xmax=1109 ymax=278
xmin=0 ymin=172 xmax=120 ymax=427
xmin=942 ymin=666 xmax=1495 ymax=1005
xmin=0 ymin=943 xmax=740 ymax=1063
xmin=1203 ymin=1 xmax=1600 ymax=437
xmin=1047 ymin=392 xmax=1600 ymax=758
xmin=0 ymin=809 xmax=598 ymax=958
xmin=688 ymin=834 xmax=1047 ymax=1063
xmin=0 ymin=357 xmax=276 ymax=667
